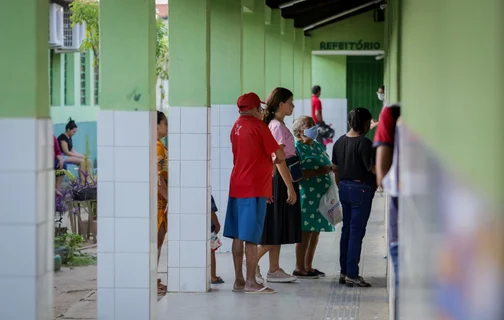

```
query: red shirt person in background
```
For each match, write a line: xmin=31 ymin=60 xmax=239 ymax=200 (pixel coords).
xmin=311 ymin=85 xmax=323 ymax=124
xmin=223 ymin=92 xmax=285 ymax=294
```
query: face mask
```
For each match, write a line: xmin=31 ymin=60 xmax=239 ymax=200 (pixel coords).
xmin=377 ymin=92 xmax=385 ymax=101
xmin=303 ymin=126 xmax=318 ymax=140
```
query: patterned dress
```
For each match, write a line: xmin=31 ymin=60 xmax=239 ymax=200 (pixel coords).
xmin=157 ymin=140 xmax=168 ymax=232
xmin=295 ymin=140 xmax=335 ymax=233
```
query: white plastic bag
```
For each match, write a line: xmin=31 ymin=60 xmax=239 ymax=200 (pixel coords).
xmin=318 ymin=174 xmax=343 ymax=226
xmin=210 ymin=232 xmax=222 ymax=252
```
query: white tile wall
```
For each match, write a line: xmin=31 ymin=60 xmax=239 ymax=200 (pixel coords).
xmin=167 ymin=106 xmax=211 ymax=292
xmin=210 ymin=104 xmax=239 ymax=253
xmin=320 ymin=98 xmax=347 ymax=159
xmin=0 ymin=118 xmax=54 ymax=320
xmin=97 ymin=110 xmax=158 ymax=319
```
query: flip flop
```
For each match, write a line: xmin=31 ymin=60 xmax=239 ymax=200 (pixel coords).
xmin=245 ymin=286 xmax=276 ymax=294
xmin=211 ymin=276 xmax=225 ymax=284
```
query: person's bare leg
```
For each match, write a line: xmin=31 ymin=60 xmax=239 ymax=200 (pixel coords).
xmin=211 ymin=250 xmax=217 ymax=281
xmin=305 ymin=232 xmax=320 ymax=271
xmin=295 ymin=232 xmax=311 ymax=273
xmin=257 ymin=244 xmax=271 ymax=261
xmin=268 ymin=245 xmax=281 ymax=273
xmin=157 ymin=222 xmax=167 ymax=294
xmin=245 ymin=242 xmax=274 ymax=293
xmin=56 ymin=175 xmax=64 ymax=190
xmin=232 ymin=238 xmax=245 ymax=290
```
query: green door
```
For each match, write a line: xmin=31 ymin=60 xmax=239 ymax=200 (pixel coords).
xmin=346 ymin=56 xmax=384 ymax=140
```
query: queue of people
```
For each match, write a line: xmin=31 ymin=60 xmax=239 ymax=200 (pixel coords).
xmin=153 ymin=84 xmax=397 ymax=295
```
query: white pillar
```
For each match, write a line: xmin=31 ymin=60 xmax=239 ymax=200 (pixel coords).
xmin=97 ymin=0 xmax=158 ymax=319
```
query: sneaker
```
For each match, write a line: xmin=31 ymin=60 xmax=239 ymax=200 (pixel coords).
xmin=267 ymin=268 xmax=297 ymax=283
xmin=313 ymin=269 xmax=326 ymax=277
xmin=345 ymin=276 xmax=371 ymax=287
xmin=293 ymin=270 xmax=319 ymax=279
xmin=339 ymin=274 xmax=346 ymax=284
xmin=243 ymin=259 xmax=265 ymax=284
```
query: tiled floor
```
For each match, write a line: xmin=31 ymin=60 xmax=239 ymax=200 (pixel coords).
xmin=157 ymin=196 xmax=389 ymax=320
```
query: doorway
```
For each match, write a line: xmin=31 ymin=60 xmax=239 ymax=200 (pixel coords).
xmin=346 ymin=56 xmax=384 ymax=140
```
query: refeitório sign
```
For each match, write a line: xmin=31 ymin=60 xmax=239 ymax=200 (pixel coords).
xmin=319 ymin=41 xmax=381 ymax=50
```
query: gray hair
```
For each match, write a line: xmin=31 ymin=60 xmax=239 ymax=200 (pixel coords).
xmin=292 ymin=116 xmax=315 ymax=138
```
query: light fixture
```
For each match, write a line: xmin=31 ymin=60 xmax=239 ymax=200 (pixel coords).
xmin=279 ymin=0 xmax=307 ymax=9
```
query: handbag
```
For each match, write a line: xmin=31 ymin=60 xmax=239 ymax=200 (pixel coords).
xmin=286 ymin=156 xmax=303 ymax=183
xmin=318 ymin=174 xmax=343 ymax=226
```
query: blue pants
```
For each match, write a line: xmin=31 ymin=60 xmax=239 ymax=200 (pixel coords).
xmin=339 ymin=180 xmax=375 ymax=278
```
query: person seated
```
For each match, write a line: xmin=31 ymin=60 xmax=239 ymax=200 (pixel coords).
xmin=54 ymin=135 xmax=67 ymax=196
xmin=57 ymin=118 xmax=91 ymax=180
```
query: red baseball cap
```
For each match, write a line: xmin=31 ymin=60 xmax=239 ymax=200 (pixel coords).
xmin=236 ymin=92 xmax=264 ymax=111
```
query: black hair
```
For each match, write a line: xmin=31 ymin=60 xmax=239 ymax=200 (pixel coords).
xmin=263 ymin=87 xmax=294 ymax=125
xmin=312 ymin=85 xmax=321 ymax=95
xmin=348 ymin=108 xmax=372 ymax=134
xmin=379 ymin=85 xmax=385 ymax=91
xmin=157 ymin=111 xmax=167 ymax=124
xmin=65 ymin=118 xmax=77 ymax=131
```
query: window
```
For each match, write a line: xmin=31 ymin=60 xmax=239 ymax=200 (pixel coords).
xmin=49 ymin=52 xmax=53 ymax=106
xmin=94 ymin=65 xmax=99 ymax=105
xmin=80 ymin=52 xmax=87 ymax=105
xmin=64 ymin=54 xmax=68 ymax=105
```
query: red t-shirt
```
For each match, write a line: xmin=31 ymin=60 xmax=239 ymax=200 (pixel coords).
xmin=229 ymin=116 xmax=279 ymax=198
xmin=311 ymin=95 xmax=322 ymax=124
xmin=373 ymin=105 xmax=401 ymax=147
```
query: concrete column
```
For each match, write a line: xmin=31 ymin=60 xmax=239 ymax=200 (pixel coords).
xmin=168 ymin=0 xmax=212 ymax=293
xmin=0 ymin=1 xmax=54 ymax=320
xmin=97 ymin=0 xmax=158 ymax=319
xmin=293 ymin=28 xmax=305 ymax=122
xmin=265 ymin=9 xmax=282 ymax=96
xmin=302 ymin=36 xmax=313 ymax=117
xmin=242 ymin=0 xmax=266 ymax=98
xmin=209 ymin=0 xmax=243 ymax=253
xmin=281 ymin=19 xmax=295 ymax=129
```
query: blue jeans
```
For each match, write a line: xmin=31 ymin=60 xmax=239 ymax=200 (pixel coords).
xmin=389 ymin=242 xmax=399 ymax=319
xmin=339 ymin=180 xmax=375 ymax=278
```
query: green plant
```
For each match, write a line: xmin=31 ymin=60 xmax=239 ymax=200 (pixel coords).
xmin=156 ymin=19 xmax=169 ymax=108
xmin=69 ymin=0 xmax=99 ymax=65
xmin=54 ymin=233 xmax=96 ymax=266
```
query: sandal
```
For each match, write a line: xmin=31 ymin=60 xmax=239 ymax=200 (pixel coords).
xmin=245 ymin=286 xmax=276 ymax=294
xmin=211 ymin=276 xmax=225 ymax=284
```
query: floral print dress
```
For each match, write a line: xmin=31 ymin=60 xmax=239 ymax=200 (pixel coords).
xmin=157 ymin=140 xmax=168 ymax=231
xmin=295 ymin=140 xmax=335 ymax=232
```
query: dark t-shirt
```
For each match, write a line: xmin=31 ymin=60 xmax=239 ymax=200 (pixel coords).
xmin=57 ymin=134 xmax=73 ymax=154
xmin=332 ymin=135 xmax=376 ymax=187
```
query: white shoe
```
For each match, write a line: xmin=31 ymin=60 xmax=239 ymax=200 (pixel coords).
xmin=267 ymin=268 xmax=297 ymax=283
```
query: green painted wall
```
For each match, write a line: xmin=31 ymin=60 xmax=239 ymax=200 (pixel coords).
xmin=100 ymin=0 xmax=156 ymax=111
xmin=242 ymin=0 xmax=265 ymax=98
xmin=399 ymin=0 xmax=504 ymax=201
xmin=210 ymin=0 xmax=242 ymax=105
xmin=312 ymin=56 xmax=346 ymax=99
xmin=293 ymin=29 xmax=304 ymax=99
xmin=169 ymin=0 xmax=210 ymax=107
xmin=311 ymin=11 xmax=384 ymax=51
xmin=264 ymin=9 xmax=282 ymax=97
xmin=0 ymin=0 xmax=49 ymax=118
xmin=51 ymin=53 xmax=62 ymax=106
xmin=65 ymin=54 xmax=75 ymax=106
xmin=302 ymin=36 xmax=312 ymax=99
xmin=280 ymin=19 xmax=294 ymax=91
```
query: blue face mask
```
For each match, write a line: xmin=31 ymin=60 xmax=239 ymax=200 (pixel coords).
xmin=303 ymin=125 xmax=318 ymax=140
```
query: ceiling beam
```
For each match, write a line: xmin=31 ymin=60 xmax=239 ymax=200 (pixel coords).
xmin=303 ymin=0 xmax=382 ymax=32
xmin=278 ymin=0 xmax=308 ymax=9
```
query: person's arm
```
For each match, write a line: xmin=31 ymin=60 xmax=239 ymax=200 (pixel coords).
xmin=59 ymin=140 xmax=72 ymax=156
xmin=371 ymin=119 xmax=379 ymax=130
xmin=332 ymin=164 xmax=340 ymax=185
xmin=276 ymin=160 xmax=297 ymax=205
xmin=376 ymin=146 xmax=393 ymax=187
xmin=273 ymin=147 xmax=286 ymax=163
xmin=56 ymin=155 xmax=64 ymax=169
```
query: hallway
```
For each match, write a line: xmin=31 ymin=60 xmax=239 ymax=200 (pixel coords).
xmin=157 ymin=196 xmax=389 ymax=320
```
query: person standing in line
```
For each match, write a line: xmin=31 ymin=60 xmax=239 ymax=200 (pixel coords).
xmin=311 ymin=85 xmax=326 ymax=146
xmin=255 ymin=87 xmax=301 ymax=284
xmin=156 ymin=111 xmax=169 ymax=296
xmin=291 ymin=116 xmax=335 ymax=279
xmin=374 ymin=104 xmax=401 ymax=317
xmin=332 ymin=108 xmax=377 ymax=287
xmin=223 ymin=92 xmax=285 ymax=294
xmin=210 ymin=195 xmax=224 ymax=284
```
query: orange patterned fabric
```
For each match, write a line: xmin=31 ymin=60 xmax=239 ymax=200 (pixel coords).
xmin=157 ymin=140 xmax=168 ymax=232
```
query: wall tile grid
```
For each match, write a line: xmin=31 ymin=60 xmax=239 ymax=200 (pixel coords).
xmin=96 ymin=110 xmax=158 ymax=319
xmin=168 ymin=106 xmax=211 ymax=292
xmin=0 ymin=118 xmax=54 ymax=320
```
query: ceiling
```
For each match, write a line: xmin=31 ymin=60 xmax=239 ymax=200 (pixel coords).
xmin=265 ymin=0 xmax=385 ymax=34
